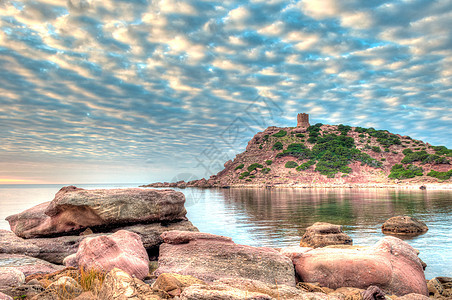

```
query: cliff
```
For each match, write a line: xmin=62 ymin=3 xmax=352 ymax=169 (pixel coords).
xmin=144 ymin=123 xmax=452 ymax=188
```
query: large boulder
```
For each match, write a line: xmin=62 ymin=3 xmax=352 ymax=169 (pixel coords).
xmin=382 ymin=216 xmax=428 ymax=235
xmin=73 ymin=230 xmax=149 ymax=280
xmin=27 ymin=220 xmax=198 ymax=264
xmin=300 ymin=222 xmax=353 ymax=248
xmin=292 ymin=236 xmax=428 ymax=296
xmin=6 ymin=186 xmax=187 ymax=238
xmin=154 ymin=230 xmax=296 ymax=287
xmin=0 ymin=254 xmax=64 ymax=277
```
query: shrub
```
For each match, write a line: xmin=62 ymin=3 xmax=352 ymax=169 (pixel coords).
xmin=261 ymin=168 xmax=271 ymax=174
xmin=354 ymin=127 xmax=367 ymax=133
xmin=246 ymin=178 xmax=252 ymax=182
xmin=337 ymin=124 xmax=351 ymax=135
xmin=247 ymin=163 xmax=263 ymax=172
xmin=249 ymin=175 xmax=256 ymax=178
xmin=234 ymin=164 xmax=244 ymax=170
xmin=296 ymin=133 xmax=305 ymax=138
xmin=359 ymin=134 xmax=365 ymax=138
xmin=427 ymin=169 xmax=452 ymax=180
xmin=388 ymin=164 xmax=423 ymax=179
xmin=265 ymin=160 xmax=272 ymax=165
xmin=272 ymin=142 xmax=283 ymax=150
xmin=285 ymin=161 xmax=298 ymax=168
xmin=432 ymin=146 xmax=452 ymax=157
xmin=273 ymin=130 xmax=287 ymax=137
xmin=272 ymin=142 xmax=284 ymax=150
xmin=259 ymin=145 xmax=263 ymax=149
xmin=296 ymin=160 xmax=316 ymax=171
xmin=402 ymin=149 xmax=413 ymax=155
xmin=372 ymin=146 xmax=381 ymax=153
xmin=263 ymin=134 xmax=269 ymax=142
xmin=381 ymin=158 xmax=386 ymax=161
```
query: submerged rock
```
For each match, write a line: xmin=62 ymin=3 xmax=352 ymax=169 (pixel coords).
xmin=293 ymin=236 xmax=428 ymax=296
xmin=381 ymin=216 xmax=428 ymax=235
xmin=300 ymin=222 xmax=353 ymax=248
xmin=73 ymin=230 xmax=149 ymax=280
xmin=7 ymin=186 xmax=187 ymax=238
xmin=154 ymin=230 xmax=296 ymax=287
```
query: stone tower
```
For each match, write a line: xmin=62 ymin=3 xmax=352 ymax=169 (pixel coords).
xmin=297 ymin=113 xmax=310 ymax=128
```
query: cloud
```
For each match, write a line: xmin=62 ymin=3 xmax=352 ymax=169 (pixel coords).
xmin=0 ymin=0 xmax=451 ymax=182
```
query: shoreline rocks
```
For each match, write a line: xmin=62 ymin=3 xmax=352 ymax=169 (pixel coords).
xmin=382 ymin=216 xmax=428 ymax=235
xmin=300 ymin=222 xmax=353 ymax=248
xmin=6 ymin=186 xmax=188 ymax=238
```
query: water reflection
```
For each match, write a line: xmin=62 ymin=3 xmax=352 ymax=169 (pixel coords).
xmin=183 ymin=188 xmax=452 ymax=279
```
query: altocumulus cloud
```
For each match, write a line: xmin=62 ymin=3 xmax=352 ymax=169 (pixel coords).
xmin=0 ymin=0 xmax=451 ymax=183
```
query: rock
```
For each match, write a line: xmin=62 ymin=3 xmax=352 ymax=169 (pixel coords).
xmin=7 ymin=186 xmax=187 ymax=238
xmin=74 ymin=291 xmax=97 ymax=300
xmin=29 ymin=289 xmax=59 ymax=300
xmin=152 ymin=273 xmax=205 ymax=297
xmin=300 ymin=222 xmax=353 ymax=248
xmin=0 ymin=282 xmax=45 ymax=299
xmin=179 ymin=284 xmax=273 ymax=300
xmin=332 ymin=287 xmax=364 ymax=300
xmin=215 ymin=278 xmax=302 ymax=299
xmin=279 ymin=246 xmax=313 ymax=260
xmin=46 ymin=276 xmax=83 ymax=299
xmin=155 ymin=230 xmax=296 ymax=287
xmin=75 ymin=230 xmax=149 ymax=280
xmin=98 ymin=268 xmax=158 ymax=300
xmin=27 ymin=220 xmax=198 ymax=264
xmin=296 ymin=282 xmax=327 ymax=293
xmin=0 ymin=254 xmax=64 ymax=277
xmin=63 ymin=254 xmax=77 ymax=267
xmin=0 ymin=230 xmax=40 ymax=257
xmin=427 ymin=277 xmax=452 ymax=298
xmin=0 ymin=267 xmax=25 ymax=287
xmin=0 ymin=292 xmax=12 ymax=300
xmin=293 ymin=236 xmax=428 ymax=296
xmin=25 ymin=267 xmax=79 ymax=286
xmin=362 ymin=285 xmax=386 ymax=300
xmin=396 ymin=294 xmax=430 ymax=300
xmin=381 ymin=216 xmax=428 ymax=235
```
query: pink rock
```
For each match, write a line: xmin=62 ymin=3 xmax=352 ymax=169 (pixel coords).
xmin=74 ymin=230 xmax=149 ymax=280
xmin=0 ymin=254 xmax=64 ymax=277
xmin=300 ymin=222 xmax=353 ymax=248
xmin=155 ymin=230 xmax=295 ymax=287
xmin=279 ymin=246 xmax=313 ymax=260
xmin=293 ymin=236 xmax=428 ymax=296
xmin=0 ymin=292 xmax=13 ymax=300
xmin=0 ymin=267 xmax=25 ymax=287
xmin=6 ymin=186 xmax=187 ymax=238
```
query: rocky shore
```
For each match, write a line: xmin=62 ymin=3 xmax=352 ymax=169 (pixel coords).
xmin=0 ymin=186 xmax=450 ymax=299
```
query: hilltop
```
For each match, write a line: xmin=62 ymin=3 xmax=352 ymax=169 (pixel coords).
xmin=145 ymin=119 xmax=452 ymax=189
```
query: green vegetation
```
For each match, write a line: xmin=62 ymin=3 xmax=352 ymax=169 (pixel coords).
xmin=239 ymin=171 xmax=250 ymax=179
xmin=263 ymin=134 xmax=269 ymax=142
xmin=259 ymin=145 xmax=263 ymax=149
xmin=389 ymin=164 xmax=423 ymax=179
xmin=246 ymin=178 xmax=252 ymax=182
xmin=272 ymin=142 xmax=283 ymax=150
xmin=296 ymin=133 xmax=305 ymax=138
xmin=296 ymin=160 xmax=315 ymax=171
xmin=285 ymin=161 xmax=298 ymax=168
xmin=249 ymin=175 xmax=256 ymax=178
xmin=273 ymin=130 xmax=287 ymax=137
xmin=265 ymin=160 xmax=273 ymax=165
xmin=372 ymin=146 xmax=381 ymax=153
xmin=247 ymin=163 xmax=263 ymax=172
xmin=234 ymin=164 xmax=244 ymax=170
xmin=381 ymin=158 xmax=386 ymax=161
xmin=277 ymin=143 xmax=311 ymax=160
xmin=401 ymin=150 xmax=449 ymax=165
xmin=337 ymin=124 xmax=351 ymax=135
xmin=261 ymin=168 xmax=271 ymax=174
xmin=432 ymin=146 xmax=452 ymax=157
xmin=354 ymin=126 xmax=367 ymax=133
xmin=427 ymin=169 xmax=452 ymax=181
xmin=307 ymin=123 xmax=322 ymax=143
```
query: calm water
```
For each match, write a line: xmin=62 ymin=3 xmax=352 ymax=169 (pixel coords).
xmin=0 ymin=185 xmax=451 ymax=279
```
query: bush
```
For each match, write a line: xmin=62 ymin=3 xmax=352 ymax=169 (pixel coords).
xmin=372 ymin=146 xmax=381 ymax=153
xmin=427 ymin=169 xmax=452 ymax=180
xmin=265 ymin=160 xmax=272 ymax=165
xmin=246 ymin=178 xmax=252 ymax=182
xmin=402 ymin=149 xmax=413 ymax=155
xmin=273 ymin=130 xmax=287 ymax=137
xmin=259 ymin=145 xmax=263 ymax=149
xmin=249 ymin=175 xmax=256 ymax=178
xmin=296 ymin=133 xmax=305 ymax=138
xmin=261 ymin=168 xmax=271 ymax=174
xmin=432 ymin=146 xmax=452 ymax=157
xmin=285 ymin=161 xmax=298 ymax=168
xmin=272 ymin=142 xmax=283 ymax=150
xmin=247 ymin=163 xmax=263 ymax=172
xmin=234 ymin=164 xmax=244 ymax=170
xmin=354 ymin=127 xmax=367 ymax=133
xmin=381 ymin=158 xmax=386 ymax=161
xmin=296 ymin=160 xmax=316 ymax=171
xmin=388 ymin=164 xmax=423 ymax=179
xmin=337 ymin=124 xmax=351 ymax=135
xmin=359 ymin=134 xmax=365 ymax=138
xmin=263 ymin=134 xmax=269 ymax=142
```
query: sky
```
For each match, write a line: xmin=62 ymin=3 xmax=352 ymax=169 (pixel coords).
xmin=0 ymin=0 xmax=451 ymax=184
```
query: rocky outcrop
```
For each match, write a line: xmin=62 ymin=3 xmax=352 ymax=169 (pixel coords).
xmin=0 ymin=293 xmax=12 ymax=300
xmin=0 ymin=254 xmax=64 ymax=277
xmin=155 ymin=230 xmax=296 ymax=287
xmin=427 ymin=277 xmax=452 ymax=299
xmin=382 ymin=216 xmax=428 ymax=235
xmin=72 ymin=230 xmax=149 ymax=280
xmin=22 ymin=220 xmax=198 ymax=264
xmin=6 ymin=186 xmax=187 ymax=238
xmin=300 ymin=222 xmax=353 ymax=248
xmin=152 ymin=273 xmax=205 ymax=298
xmin=292 ymin=236 xmax=428 ymax=296
xmin=0 ymin=267 xmax=25 ymax=287
xmin=45 ymin=276 xmax=83 ymax=299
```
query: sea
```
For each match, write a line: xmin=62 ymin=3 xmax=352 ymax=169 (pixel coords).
xmin=0 ymin=183 xmax=451 ymax=279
